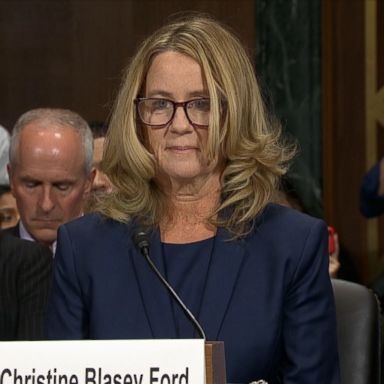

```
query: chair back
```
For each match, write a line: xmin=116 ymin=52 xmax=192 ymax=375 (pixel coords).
xmin=332 ymin=279 xmax=382 ymax=384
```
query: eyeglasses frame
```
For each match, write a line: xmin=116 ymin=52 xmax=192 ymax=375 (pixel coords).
xmin=134 ymin=97 xmax=211 ymax=129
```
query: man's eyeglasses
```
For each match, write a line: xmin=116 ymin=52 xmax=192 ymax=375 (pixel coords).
xmin=134 ymin=98 xmax=211 ymax=128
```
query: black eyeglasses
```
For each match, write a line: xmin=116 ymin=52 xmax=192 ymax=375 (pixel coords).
xmin=134 ymin=98 xmax=211 ymax=128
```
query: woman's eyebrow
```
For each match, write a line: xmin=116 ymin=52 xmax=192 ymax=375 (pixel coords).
xmin=146 ymin=90 xmax=208 ymax=99
xmin=188 ymin=90 xmax=209 ymax=98
xmin=146 ymin=90 xmax=173 ymax=98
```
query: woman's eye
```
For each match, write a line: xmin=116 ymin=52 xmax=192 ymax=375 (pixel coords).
xmin=152 ymin=99 xmax=169 ymax=110
xmin=191 ymin=99 xmax=210 ymax=111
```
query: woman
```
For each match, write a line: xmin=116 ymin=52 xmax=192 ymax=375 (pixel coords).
xmin=46 ymin=15 xmax=340 ymax=383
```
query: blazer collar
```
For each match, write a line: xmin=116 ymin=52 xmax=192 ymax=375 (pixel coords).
xmin=198 ymin=227 xmax=246 ymax=341
xmin=131 ymin=226 xmax=246 ymax=341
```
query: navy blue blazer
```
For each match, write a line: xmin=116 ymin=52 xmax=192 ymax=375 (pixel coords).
xmin=46 ymin=203 xmax=340 ymax=384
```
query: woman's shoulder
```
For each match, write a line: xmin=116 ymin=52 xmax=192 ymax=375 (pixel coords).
xmin=245 ymin=203 xmax=329 ymax=281
xmin=248 ymin=202 xmax=327 ymax=250
xmin=57 ymin=213 xmax=141 ymax=258
xmin=60 ymin=213 xmax=131 ymax=240
xmin=257 ymin=202 xmax=325 ymax=230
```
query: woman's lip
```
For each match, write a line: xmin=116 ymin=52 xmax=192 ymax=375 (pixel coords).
xmin=167 ymin=146 xmax=197 ymax=151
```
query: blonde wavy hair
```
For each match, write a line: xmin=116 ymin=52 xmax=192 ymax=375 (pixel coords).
xmin=96 ymin=14 xmax=295 ymax=237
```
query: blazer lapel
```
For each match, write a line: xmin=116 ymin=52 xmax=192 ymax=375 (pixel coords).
xmin=130 ymin=228 xmax=177 ymax=338
xmin=199 ymin=228 xmax=247 ymax=340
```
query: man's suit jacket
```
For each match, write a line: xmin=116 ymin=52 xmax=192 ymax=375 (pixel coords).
xmin=46 ymin=203 xmax=340 ymax=384
xmin=0 ymin=232 xmax=52 ymax=340
xmin=4 ymin=223 xmax=54 ymax=257
xmin=3 ymin=223 xmax=19 ymax=238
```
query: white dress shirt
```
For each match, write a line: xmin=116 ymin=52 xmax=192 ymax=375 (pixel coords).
xmin=19 ymin=220 xmax=56 ymax=256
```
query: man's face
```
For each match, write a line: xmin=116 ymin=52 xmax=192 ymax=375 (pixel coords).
xmin=8 ymin=122 xmax=94 ymax=246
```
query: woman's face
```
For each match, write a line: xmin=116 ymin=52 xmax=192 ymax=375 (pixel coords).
xmin=143 ymin=51 xmax=220 ymax=184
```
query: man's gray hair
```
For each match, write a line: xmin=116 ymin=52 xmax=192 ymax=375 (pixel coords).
xmin=9 ymin=108 xmax=94 ymax=174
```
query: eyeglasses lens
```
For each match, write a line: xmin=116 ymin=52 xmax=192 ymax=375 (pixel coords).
xmin=138 ymin=99 xmax=210 ymax=127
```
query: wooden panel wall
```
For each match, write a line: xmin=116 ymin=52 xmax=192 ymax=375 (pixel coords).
xmin=0 ymin=1 xmax=255 ymax=130
xmin=368 ymin=0 xmax=384 ymax=281
xmin=323 ymin=0 xmax=384 ymax=283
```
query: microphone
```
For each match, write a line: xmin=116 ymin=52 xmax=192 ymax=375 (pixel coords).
xmin=132 ymin=230 xmax=206 ymax=340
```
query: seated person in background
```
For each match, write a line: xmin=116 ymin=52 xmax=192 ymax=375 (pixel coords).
xmin=360 ymin=160 xmax=384 ymax=307
xmin=0 ymin=231 xmax=52 ymax=340
xmin=328 ymin=227 xmax=341 ymax=278
xmin=355 ymin=159 xmax=384 ymax=293
xmin=0 ymin=125 xmax=19 ymax=229
xmin=46 ymin=15 xmax=340 ymax=383
xmin=84 ymin=122 xmax=113 ymax=212
xmin=276 ymin=177 xmax=360 ymax=282
xmin=360 ymin=158 xmax=384 ymax=217
xmin=0 ymin=124 xmax=10 ymax=184
xmin=89 ymin=122 xmax=112 ymax=195
xmin=0 ymin=185 xmax=19 ymax=229
xmin=6 ymin=108 xmax=95 ymax=254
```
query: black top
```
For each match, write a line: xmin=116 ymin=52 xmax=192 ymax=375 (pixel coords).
xmin=162 ymin=237 xmax=214 ymax=338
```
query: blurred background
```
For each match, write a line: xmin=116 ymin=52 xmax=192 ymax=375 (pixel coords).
xmin=0 ymin=0 xmax=383 ymax=284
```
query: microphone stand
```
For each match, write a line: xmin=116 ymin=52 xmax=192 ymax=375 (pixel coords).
xmin=133 ymin=230 xmax=227 ymax=383
xmin=133 ymin=230 xmax=206 ymax=340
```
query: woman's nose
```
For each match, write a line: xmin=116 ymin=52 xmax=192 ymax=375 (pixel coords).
xmin=169 ymin=106 xmax=193 ymax=133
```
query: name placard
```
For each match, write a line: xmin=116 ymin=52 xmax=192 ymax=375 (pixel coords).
xmin=0 ymin=339 xmax=205 ymax=384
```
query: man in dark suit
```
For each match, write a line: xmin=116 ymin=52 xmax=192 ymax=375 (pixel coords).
xmin=0 ymin=231 xmax=52 ymax=340
xmin=6 ymin=108 xmax=95 ymax=253
xmin=360 ymin=158 xmax=384 ymax=218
